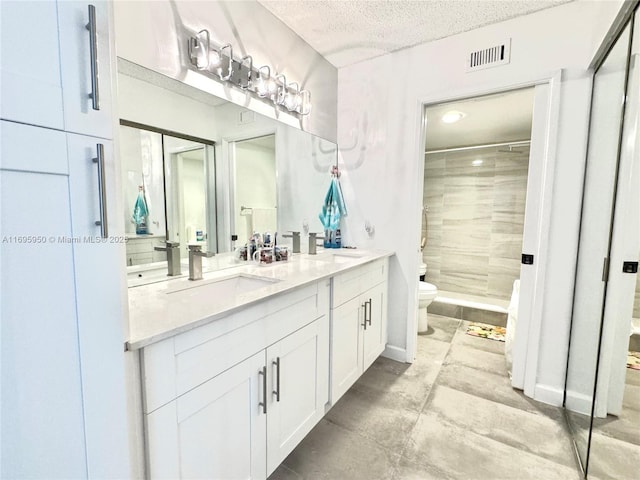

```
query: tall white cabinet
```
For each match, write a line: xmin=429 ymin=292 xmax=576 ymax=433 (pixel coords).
xmin=0 ymin=1 xmax=129 ymax=478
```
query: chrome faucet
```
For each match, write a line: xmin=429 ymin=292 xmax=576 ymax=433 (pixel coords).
xmin=188 ymin=244 xmax=214 ymax=281
xmin=154 ymin=240 xmax=181 ymax=276
xmin=308 ymin=233 xmax=324 ymax=255
xmin=282 ymin=231 xmax=301 ymax=253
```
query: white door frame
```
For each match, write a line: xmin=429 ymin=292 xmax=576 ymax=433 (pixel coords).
xmin=219 ymin=128 xmax=277 ymax=252
xmin=408 ymin=70 xmax=563 ymax=399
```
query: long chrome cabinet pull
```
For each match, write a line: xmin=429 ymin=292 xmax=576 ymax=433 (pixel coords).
xmin=361 ymin=302 xmax=368 ymax=330
xmin=86 ymin=5 xmax=100 ymax=110
xmin=258 ymin=366 xmax=267 ymax=414
xmin=366 ymin=299 xmax=372 ymax=326
xmin=272 ymin=357 xmax=280 ymax=402
xmin=93 ymin=144 xmax=108 ymax=238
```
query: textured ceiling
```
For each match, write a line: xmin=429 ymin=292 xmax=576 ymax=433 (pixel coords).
xmin=257 ymin=0 xmax=574 ymax=68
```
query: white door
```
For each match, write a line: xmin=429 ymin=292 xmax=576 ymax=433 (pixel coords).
xmin=597 ymin=13 xmax=640 ymax=416
xmin=146 ymin=351 xmax=267 ymax=480
xmin=0 ymin=125 xmax=87 ymax=478
xmin=331 ymin=296 xmax=364 ymax=404
xmin=266 ymin=318 xmax=329 ymax=475
xmin=58 ymin=0 xmax=114 ymax=138
xmin=0 ymin=0 xmax=64 ymax=129
xmin=362 ymin=282 xmax=388 ymax=371
xmin=66 ymin=133 xmax=130 ymax=477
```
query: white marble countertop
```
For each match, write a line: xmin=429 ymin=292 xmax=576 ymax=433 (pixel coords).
xmin=126 ymin=248 xmax=393 ymax=350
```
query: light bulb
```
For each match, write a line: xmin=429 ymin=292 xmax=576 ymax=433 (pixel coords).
xmin=209 ymin=50 xmax=221 ymax=68
xmin=442 ymin=111 xmax=465 ymax=124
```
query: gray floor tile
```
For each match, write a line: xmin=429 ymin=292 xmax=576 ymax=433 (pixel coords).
xmin=587 ymin=431 xmax=640 ymax=480
xmin=351 ymin=339 xmax=449 ymax=412
xmin=324 ymin=387 xmax=420 ymax=451
xmin=434 ymin=362 xmax=564 ymax=421
xmin=391 ymin=457 xmax=454 ymax=480
xmin=444 ymin=340 xmax=509 ymax=375
xmin=281 ymin=419 xmax=399 ymax=480
xmin=419 ymin=313 xmax=460 ymax=343
xmin=402 ymin=412 xmax=581 ymax=480
xmin=268 ymin=463 xmax=302 ymax=480
xmin=426 ymin=384 xmax=575 ymax=467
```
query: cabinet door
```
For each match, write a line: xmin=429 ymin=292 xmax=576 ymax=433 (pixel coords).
xmin=0 ymin=1 xmax=64 ymax=129
xmin=146 ymin=351 xmax=267 ymax=480
xmin=266 ymin=317 xmax=329 ymax=475
xmin=330 ymin=295 xmax=364 ymax=404
xmin=362 ymin=281 xmax=388 ymax=371
xmin=66 ymin=134 xmax=130 ymax=477
xmin=58 ymin=0 xmax=114 ymax=138
xmin=0 ymin=126 xmax=87 ymax=478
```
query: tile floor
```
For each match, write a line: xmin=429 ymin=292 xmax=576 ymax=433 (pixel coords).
xmin=268 ymin=313 xmax=582 ymax=480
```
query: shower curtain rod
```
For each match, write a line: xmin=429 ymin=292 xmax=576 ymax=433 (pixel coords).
xmin=425 ymin=139 xmax=531 ymax=155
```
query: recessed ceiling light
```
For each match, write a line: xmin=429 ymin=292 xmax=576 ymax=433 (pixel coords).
xmin=441 ymin=111 xmax=465 ymax=124
xmin=472 ymin=159 xmax=483 ymax=166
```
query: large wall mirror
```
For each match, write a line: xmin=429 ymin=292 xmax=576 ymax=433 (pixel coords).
xmin=118 ymin=59 xmax=338 ymax=277
xmin=565 ymin=6 xmax=639 ymax=479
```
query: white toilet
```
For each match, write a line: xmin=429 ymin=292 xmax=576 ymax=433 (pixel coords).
xmin=418 ymin=263 xmax=438 ymax=333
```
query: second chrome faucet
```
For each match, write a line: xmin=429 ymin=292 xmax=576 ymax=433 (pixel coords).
xmin=188 ymin=244 xmax=214 ymax=280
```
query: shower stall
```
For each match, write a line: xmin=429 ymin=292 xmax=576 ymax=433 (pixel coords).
xmin=422 ymin=141 xmax=530 ymax=312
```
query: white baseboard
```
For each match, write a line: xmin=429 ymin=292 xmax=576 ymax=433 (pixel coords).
xmin=382 ymin=344 xmax=408 ymax=363
xmin=564 ymin=390 xmax=593 ymax=417
xmin=533 ymin=383 xmax=564 ymax=407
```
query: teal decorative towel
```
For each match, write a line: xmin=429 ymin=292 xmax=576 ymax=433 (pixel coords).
xmin=132 ymin=187 xmax=149 ymax=234
xmin=319 ymin=177 xmax=347 ymax=231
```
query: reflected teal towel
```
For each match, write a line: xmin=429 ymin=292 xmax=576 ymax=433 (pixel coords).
xmin=132 ymin=190 xmax=149 ymax=226
xmin=319 ymin=177 xmax=347 ymax=230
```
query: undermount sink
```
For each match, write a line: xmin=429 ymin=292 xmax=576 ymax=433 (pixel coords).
xmin=127 ymin=265 xmax=186 ymax=287
xmin=310 ymin=250 xmax=366 ymax=263
xmin=165 ymin=273 xmax=280 ymax=298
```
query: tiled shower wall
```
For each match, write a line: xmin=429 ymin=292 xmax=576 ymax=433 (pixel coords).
xmin=422 ymin=145 xmax=530 ymax=301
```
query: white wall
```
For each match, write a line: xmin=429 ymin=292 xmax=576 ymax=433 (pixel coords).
xmin=337 ymin=0 xmax=625 ymax=399
xmin=113 ymin=0 xmax=337 ymax=143
xmin=234 ymin=141 xmax=277 ymax=242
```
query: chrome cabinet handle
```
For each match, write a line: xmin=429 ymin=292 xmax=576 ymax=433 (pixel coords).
xmin=258 ymin=366 xmax=267 ymax=414
xmin=366 ymin=299 xmax=372 ymax=327
xmin=93 ymin=144 xmax=108 ymax=238
xmin=361 ymin=302 xmax=367 ymax=330
xmin=272 ymin=357 xmax=280 ymax=402
xmin=86 ymin=5 xmax=100 ymax=110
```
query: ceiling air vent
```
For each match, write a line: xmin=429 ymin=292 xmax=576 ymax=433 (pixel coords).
xmin=466 ymin=39 xmax=511 ymax=72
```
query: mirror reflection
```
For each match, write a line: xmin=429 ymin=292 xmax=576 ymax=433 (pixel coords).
xmin=117 ymin=59 xmax=337 ymax=281
xmin=564 ymin=8 xmax=640 ymax=479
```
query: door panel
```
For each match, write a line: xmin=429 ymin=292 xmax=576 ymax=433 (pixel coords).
xmin=266 ymin=318 xmax=328 ymax=475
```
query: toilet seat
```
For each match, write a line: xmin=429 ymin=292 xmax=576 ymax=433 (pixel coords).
xmin=419 ymin=282 xmax=437 ymax=295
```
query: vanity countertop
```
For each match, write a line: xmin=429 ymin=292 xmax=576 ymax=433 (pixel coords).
xmin=126 ymin=249 xmax=393 ymax=350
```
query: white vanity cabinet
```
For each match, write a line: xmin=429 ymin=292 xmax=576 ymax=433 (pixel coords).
xmin=0 ymin=0 xmax=113 ymax=135
xmin=141 ymin=282 xmax=330 ymax=479
xmin=1 ymin=1 xmax=129 ymax=477
xmin=330 ymin=258 xmax=389 ymax=404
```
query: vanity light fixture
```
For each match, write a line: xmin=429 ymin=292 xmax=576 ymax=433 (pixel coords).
xmin=240 ymin=55 xmax=253 ymax=89
xmin=188 ymin=30 xmax=211 ymax=70
xmin=297 ymin=90 xmax=311 ymax=115
xmin=216 ymin=44 xmax=233 ymax=81
xmin=442 ymin=110 xmax=465 ymax=124
xmin=256 ymin=65 xmax=276 ymax=98
xmin=187 ymin=29 xmax=311 ymax=116
xmin=284 ymin=82 xmax=300 ymax=111
xmin=274 ymin=74 xmax=287 ymax=105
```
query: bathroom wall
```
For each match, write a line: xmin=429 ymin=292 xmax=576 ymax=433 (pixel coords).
xmin=234 ymin=141 xmax=277 ymax=242
xmin=337 ymin=0 xmax=627 ymax=402
xmin=423 ymin=146 xmax=529 ymax=300
xmin=113 ymin=0 xmax=338 ymax=142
